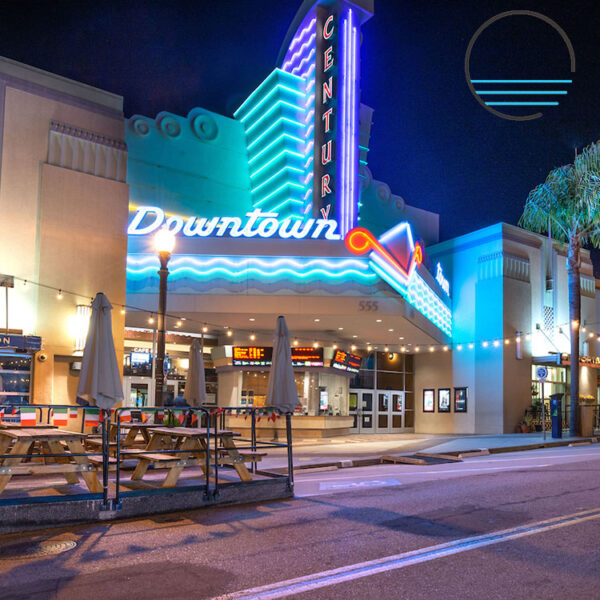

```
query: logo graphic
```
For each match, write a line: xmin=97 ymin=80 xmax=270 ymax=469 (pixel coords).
xmin=465 ymin=10 xmax=576 ymax=121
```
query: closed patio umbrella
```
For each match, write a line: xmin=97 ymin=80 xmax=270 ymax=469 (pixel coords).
xmin=266 ymin=316 xmax=298 ymax=414
xmin=183 ymin=339 xmax=206 ymax=406
xmin=77 ymin=293 xmax=124 ymax=410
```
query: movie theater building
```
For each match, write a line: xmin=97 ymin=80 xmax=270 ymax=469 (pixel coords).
xmin=1 ymin=0 xmax=598 ymax=437
xmin=122 ymin=0 xmax=600 ymax=436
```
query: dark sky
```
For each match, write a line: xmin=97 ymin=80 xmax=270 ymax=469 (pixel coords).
xmin=1 ymin=0 xmax=599 ymax=243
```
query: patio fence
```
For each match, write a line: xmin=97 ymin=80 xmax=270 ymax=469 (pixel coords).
xmin=0 ymin=404 xmax=294 ymax=512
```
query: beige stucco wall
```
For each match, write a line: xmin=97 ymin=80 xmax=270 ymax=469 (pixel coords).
xmin=0 ymin=77 xmax=128 ymax=405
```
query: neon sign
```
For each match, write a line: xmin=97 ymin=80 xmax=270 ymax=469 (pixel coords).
xmin=315 ymin=11 xmax=337 ymax=213
xmin=345 ymin=222 xmax=452 ymax=336
xmin=436 ymin=263 xmax=450 ymax=296
xmin=128 ymin=206 xmax=341 ymax=240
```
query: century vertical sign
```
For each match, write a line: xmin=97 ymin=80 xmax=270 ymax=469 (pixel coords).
xmin=314 ymin=8 xmax=338 ymax=222
xmin=313 ymin=4 xmax=359 ymax=237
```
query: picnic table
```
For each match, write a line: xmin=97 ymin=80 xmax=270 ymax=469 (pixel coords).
xmin=130 ymin=426 xmax=261 ymax=487
xmin=0 ymin=427 xmax=101 ymax=494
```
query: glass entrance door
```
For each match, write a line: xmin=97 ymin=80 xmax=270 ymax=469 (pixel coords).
xmin=376 ymin=391 xmax=405 ymax=433
xmin=123 ymin=377 xmax=153 ymax=407
xmin=349 ymin=389 xmax=375 ymax=433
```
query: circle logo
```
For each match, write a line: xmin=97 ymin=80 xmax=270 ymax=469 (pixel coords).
xmin=465 ymin=11 xmax=576 ymax=121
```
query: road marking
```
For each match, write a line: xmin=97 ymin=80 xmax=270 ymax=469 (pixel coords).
xmin=297 ymin=463 xmax=551 ymax=483
xmin=213 ymin=507 xmax=600 ymax=600
xmin=319 ymin=478 xmax=401 ymax=490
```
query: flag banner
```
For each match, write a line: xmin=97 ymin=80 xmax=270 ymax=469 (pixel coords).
xmin=20 ymin=406 xmax=37 ymax=426
xmin=156 ymin=410 xmax=165 ymax=420
xmin=173 ymin=409 xmax=185 ymax=425
xmin=141 ymin=411 xmax=152 ymax=424
xmin=69 ymin=407 xmax=78 ymax=419
xmin=84 ymin=408 xmax=100 ymax=427
xmin=52 ymin=407 xmax=69 ymax=426
xmin=119 ymin=410 xmax=132 ymax=423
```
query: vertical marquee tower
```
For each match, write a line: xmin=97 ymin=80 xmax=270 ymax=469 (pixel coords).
xmin=278 ymin=0 xmax=373 ymax=235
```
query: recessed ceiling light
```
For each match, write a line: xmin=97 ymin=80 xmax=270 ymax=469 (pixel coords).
xmin=352 ymin=335 xmax=358 ymax=338
xmin=388 ymin=328 xmax=394 ymax=332
xmin=249 ymin=318 xmax=255 ymax=322
xmin=314 ymin=318 xmax=320 ymax=322
xmin=338 ymin=327 xmax=344 ymax=330
xmin=399 ymin=336 xmax=404 ymax=340
xmin=376 ymin=319 xmax=382 ymax=323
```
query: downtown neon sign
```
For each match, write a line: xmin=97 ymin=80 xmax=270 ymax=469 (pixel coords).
xmin=127 ymin=206 xmax=341 ymax=240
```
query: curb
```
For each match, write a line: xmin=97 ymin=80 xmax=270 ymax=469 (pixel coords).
xmin=268 ymin=436 xmax=599 ymax=474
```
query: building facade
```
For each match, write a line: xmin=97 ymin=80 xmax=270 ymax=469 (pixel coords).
xmin=1 ymin=0 xmax=598 ymax=437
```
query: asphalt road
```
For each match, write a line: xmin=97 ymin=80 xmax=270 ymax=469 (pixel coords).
xmin=1 ymin=445 xmax=599 ymax=600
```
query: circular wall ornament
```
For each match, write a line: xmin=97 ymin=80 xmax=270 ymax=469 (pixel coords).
xmin=129 ymin=116 xmax=151 ymax=137
xmin=376 ymin=183 xmax=391 ymax=203
xmin=157 ymin=115 xmax=182 ymax=139
xmin=191 ymin=112 xmax=218 ymax=141
xmin=395 ymin=196 xmax=406 ymax=212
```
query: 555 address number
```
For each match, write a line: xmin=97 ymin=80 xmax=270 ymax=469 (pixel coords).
xmin=359 ymin=301 xmax=379 ymax=312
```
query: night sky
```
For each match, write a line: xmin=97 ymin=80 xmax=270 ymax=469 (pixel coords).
xmin=1 ymin=0 xmax=599 ymax=244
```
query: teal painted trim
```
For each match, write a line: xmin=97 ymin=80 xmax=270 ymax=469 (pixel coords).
xmin=253 ymin=181 xmax=307 ymax=205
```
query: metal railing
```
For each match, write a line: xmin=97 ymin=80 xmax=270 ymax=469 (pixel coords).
xmin=0 ymin=404 xmax=294 ymax=512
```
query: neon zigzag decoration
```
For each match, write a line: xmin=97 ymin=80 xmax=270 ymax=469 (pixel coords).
xmin=345 ymin=223 xmax=451 ymax=335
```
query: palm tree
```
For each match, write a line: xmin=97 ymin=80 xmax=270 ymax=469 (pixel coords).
xmin=520 ymin=141 xmax=600 ymax=436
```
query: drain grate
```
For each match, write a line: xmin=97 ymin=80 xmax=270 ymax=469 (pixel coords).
xmin=0 ymin=540 xmax=76 ymax=560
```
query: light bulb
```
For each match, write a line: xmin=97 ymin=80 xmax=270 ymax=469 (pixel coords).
xmin=202 ymin=325 xmax=208 ymax=333
xmin=148 ymin=316 xmax=154 ymax=325
xmin=57 ymin=289 xmax=63 ymax=300
xmin=227 ymin=329 xmax=233 ymax=337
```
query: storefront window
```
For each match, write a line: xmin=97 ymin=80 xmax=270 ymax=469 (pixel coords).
xmin=239 ymin=370 xmax=350 ymax=416
xmin=0 ymin=353 xmax=32 ymax=406
xmin=531 ymin=364 xmax=570 ymax=427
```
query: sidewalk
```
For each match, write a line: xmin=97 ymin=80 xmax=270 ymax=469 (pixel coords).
xmin=259 ymin=432 xmax=599 ymax=472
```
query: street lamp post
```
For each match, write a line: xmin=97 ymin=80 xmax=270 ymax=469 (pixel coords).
xmin=154 ymin=228 xmax=176 ymax=406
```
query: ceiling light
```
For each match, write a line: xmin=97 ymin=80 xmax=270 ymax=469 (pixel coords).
xmin=314 ymin=318 xmax=320 ymax=322
xmin=376 ymin=319 xmax=382 ymax=323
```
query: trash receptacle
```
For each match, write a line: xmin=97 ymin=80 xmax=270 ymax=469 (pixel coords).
xmin=550 ymin=393 xmax=563 ymax=439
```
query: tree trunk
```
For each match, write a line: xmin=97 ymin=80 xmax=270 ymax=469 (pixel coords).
xmin=567 ymin=237 xmax=581 ymax=437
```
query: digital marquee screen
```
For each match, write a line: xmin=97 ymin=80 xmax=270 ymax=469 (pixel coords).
xmin=232 ymin=346 xmax=324 ymax=367
xmin=232 ymin=346 xmax=273 ymax=366
xmin=291 ymin=347 xmax=324 ymax=367
xmin=331 ymin=350 xmax=362 ymax=374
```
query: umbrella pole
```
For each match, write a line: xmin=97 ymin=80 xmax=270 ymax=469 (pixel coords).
xmin=286 ymin=413 xmax=294 ymax=492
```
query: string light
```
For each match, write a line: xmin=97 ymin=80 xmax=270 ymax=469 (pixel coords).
xmin=313 ymin=341 xmax=319 ymax=348
xmin=351 ymin=344 xmax=357 ymax=351
xmin=333 ymin=343 xmax=338 ymax=350
xmin=56 ymin=289 xmax=63 ymax=300
xmin=175 ymin=320 xmax=182 ymax=328
xmin=468 ymin=343 xmax=474 ymax=349
xmin=493 ymin=340 xmax=500 ymax=347
xmin=415 ymin=347 xmax=420 ymax=352
xmin=148 ymin=315 xmax=154 ymax=325
xmin=202 ymin=325 xmax=208 ymax=333
xmin=384 ymin=346 xmax=389 ymax=352
xmin=457 ymin=344 xmax=463 ymax=351
xmin=443 ymin=345 xmax=449 ymax=351
xmin=504 ymin=338 xmax=510 ymax=345
xmin=120 ymin=308 xmax=126 ymax=315
xmin=293 ymin=339 xmax=299 ymax=346
xmin=525 ymin=333 xmax=531 ymax=341
xmin=226 ymin=329 xmax=233 ymax=337
xmin=429 ymin=346 xmax=434 ymax=352
xmin=23 ymin=280 xmax=28 ymax=289
xmin=482 ymin=341 xmax=489 ymax=348
xmin=250 ymin=332 xmax=256 ymax=341
xmin=367 ymin=345 xmax=373 ymax=351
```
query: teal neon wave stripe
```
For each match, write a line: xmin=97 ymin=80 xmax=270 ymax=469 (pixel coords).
xmin=127 ymin=266 xmax=378 ymax=282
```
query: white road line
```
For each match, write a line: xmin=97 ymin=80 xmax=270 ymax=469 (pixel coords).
xmin=213 ymin=507 xmax=600 ymax=600
xmin=296 ymin=463 xmax=551 ymax=483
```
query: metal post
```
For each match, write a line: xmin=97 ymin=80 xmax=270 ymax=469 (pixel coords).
xmin=204 ymin=409 xmax=210 ymax=501
xmin=155 ymin=252 xmax=170 ymax=407
xmin=213 ymin=413 xmax=220 ymax=499
xmin=286 ymin=413 xmax=294 ymax=492
xmin=115 ymin=409 xmax=122 ymax=508
xmin=251 ymin=409 xmax=257 ymax=475
xmin=542 ymin=381 xmax=546 ymax=441
xmin=102 ymin=410 xmax=110 ymax=509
